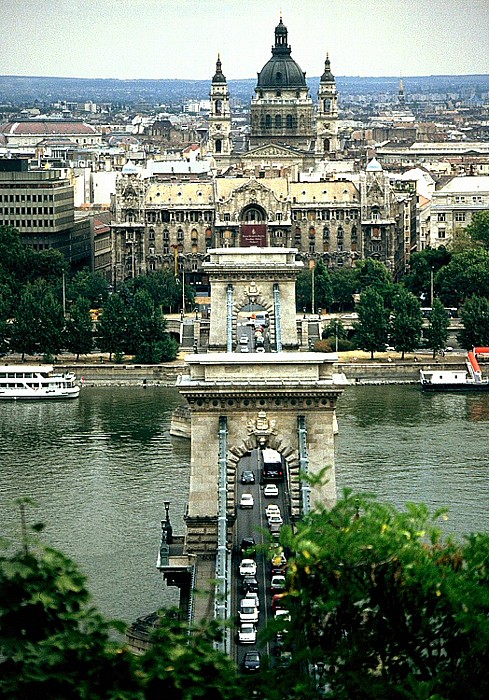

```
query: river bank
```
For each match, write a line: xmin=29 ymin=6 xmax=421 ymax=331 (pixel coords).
xmin=3 ymin=350 xmax=468 ymax=386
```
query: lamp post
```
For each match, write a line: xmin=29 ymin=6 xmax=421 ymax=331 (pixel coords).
xmin=335 ymin=319 xmax=339 ymax=353
xmin=430 ymin=266 xmax=434 ymax=307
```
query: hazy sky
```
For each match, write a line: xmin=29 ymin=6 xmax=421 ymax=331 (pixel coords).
xmin=1 ymin=0 xmax=488 ymax=80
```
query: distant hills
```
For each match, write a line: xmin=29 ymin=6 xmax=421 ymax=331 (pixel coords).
xmin=0 ymin=74 xmax=488 ymax=107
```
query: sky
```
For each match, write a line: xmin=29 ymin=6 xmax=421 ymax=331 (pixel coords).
xmin=1 ymin=0 xmax=488 ymax=80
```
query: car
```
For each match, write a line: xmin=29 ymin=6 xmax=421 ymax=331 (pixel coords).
xmin=240 ymin=345 xmax=250 ymax=352
xmin=271 ymin=551 xmax=287 ymax=569
xmin=256 ymin=347 xmax=266 ymax=353
xmin=274 ymin=609 xmax=291 ymax=622
xmin=239 ymin=493 xmax=254 ymax=509
xmin=239 ymin=335 xmax=249 ymax=344
xmin=240 ymin=537 xmax=256 ymax=558
xmin=239 ymin=558 xmax=257 ymax=577
xmin=268 ymin=513 xmax=283 ymax=526
xmin=264 ymin=483 xmax=279 ymax=498
xmin=242 ymin=650 xmax=261 ymax=673
xmin=271 ymin=592 xmax=288 ymax=612
xmin=270 ymin=574 xmax=286 ymax=592
xmin=244 ymin=591 xmax=260 ymax=609
xmin=240 ymin=470 xmax=255 ymax=484
xmin=239 ymin=598 xmax=259 ymax=624
xmin=266 ymin=504 xmax=281 ymax=519
xmin=243 ymin=575 xmax=259 ymax=594
xmin=385 ymin=345 xmax=395 ymax=352
xmin=238 ymin=622 xmax=257 ymax=644
xmin=445 ymin=346 xmax=454 ymax=352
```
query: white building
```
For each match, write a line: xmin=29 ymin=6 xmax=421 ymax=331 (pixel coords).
xmin=430 ymin=176 xmax=489 ymax=248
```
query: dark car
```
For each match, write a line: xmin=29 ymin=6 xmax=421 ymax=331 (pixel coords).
xmin=242 ymin=650 xmax=261 ymax=673
xmin=240 ymin=470 xmax=255 ymax=484
xmin=240 ymin=537 xmax=256 ymax=558
xmin=242 ymin=575 xmax=259 ymax=594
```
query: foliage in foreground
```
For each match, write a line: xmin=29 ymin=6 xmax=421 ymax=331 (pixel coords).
xmin=2 ymin=495 xmax=489 ymax=700
xmin=281 ymin=491 xmax=489 ymax=700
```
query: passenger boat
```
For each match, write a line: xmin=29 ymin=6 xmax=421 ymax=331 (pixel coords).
xmin=420 ymin=348 xmax=489 ymax=392
xmin=0 ymin=365 xmax=80 ymax=400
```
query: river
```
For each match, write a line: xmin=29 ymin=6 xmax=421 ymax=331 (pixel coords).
xmin=1 ymin=384 xmax=488 ymax=626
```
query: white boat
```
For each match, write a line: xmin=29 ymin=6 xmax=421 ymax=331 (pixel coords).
xmin=420 ymin=349 xmax=489 ymax=392
xmin=0 ymin=365 xmax=80 ymax=400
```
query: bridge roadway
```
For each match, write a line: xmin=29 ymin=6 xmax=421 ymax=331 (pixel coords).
xmin=233 ymin=448 xmax=289 ymax=671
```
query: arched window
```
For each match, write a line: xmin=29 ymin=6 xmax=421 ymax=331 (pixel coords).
xmin=275 ymin=114 xmax=282 ymax=129
xmin=265 ymin=114 xmax=272 ymax=129
xmin=276 ymin=71 xmax=282 ymax=84
xmin=286 ymin=114 xmax=293 ymax=129
xmin=215 ymin=139 xmax=222 ymax=153
xmin=323 ymin=98 xmax=331 ymax=113
xmin=215 ymin=100 xmax=222 ymax=115
xmin=323 ymin=226 xmax=330 ymax=241
xmin=323 ymin=138 xmax=330 ymax=152
xmin=163 ymin=229 xmax=169 ymax=241
xmin=337 ymin=226 xmax=344 ymax=241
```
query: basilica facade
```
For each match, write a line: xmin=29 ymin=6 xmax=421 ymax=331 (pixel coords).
xmin=109 ymin=18 xmax=417 ymax=294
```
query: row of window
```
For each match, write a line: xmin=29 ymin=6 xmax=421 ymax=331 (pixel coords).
xmin=438 ymin=212 xmax=469 ymax=222
xmin=145 ymin=210 xmax=214 ymax=224
xmin=292 ymin=209 xmax=359 ymax=221
xmin=0 ymin=220 xmax=54 ymax=228
xmin=0 ymin=207 xmax=54 ymax=215
xmin=0 ymin=193 xmax=54 ymax=202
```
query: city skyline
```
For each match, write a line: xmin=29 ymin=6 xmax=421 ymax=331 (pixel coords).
xmin=1 ymin=0 xmax=488 ymax=82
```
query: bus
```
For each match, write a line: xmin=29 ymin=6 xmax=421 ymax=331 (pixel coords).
xmin=261 ymin=448 xmax=284 ymax=481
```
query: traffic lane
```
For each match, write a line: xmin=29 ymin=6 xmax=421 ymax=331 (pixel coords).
xmin=235 ymin=450 xmax=271 ymax=669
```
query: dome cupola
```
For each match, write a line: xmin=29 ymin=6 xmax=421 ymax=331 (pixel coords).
xmin=212 ymin=54 xmax=226 ymax=83
xmin=256 ymin=16 xmax=307 ymax=89
xmin=320 ymin=53 xmax=335 ymax=83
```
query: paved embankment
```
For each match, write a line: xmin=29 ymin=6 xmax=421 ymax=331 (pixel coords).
xmin=45 ymin=357 xmax=467 ymax=386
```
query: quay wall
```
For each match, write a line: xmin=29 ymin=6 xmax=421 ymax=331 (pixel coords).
xmin=55 ymin=359 xmax=466 ymax=386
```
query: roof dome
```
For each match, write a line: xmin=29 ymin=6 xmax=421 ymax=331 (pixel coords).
xmin=366 ymin=157 xmax=383 ymax=172
xmin=256 ymin=17 xmax=307 ymax=90
xmin=212 ymin=54 xmax=226 ymax=83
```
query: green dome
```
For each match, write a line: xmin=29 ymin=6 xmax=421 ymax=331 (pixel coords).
xmin=256 ymin=18 xmax=307 ymax=90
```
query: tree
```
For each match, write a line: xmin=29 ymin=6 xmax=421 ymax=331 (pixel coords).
xmin=466 ymin=210 xmax=489 ymax=249
xmin=10 ymin=284 xmax=43 ymax=359
xmin=436 ymin=248 xmax=489 ymax=308
xmin=330 ymin=267 xmax=357 ymax=311
xmin=97 ymin=293 xmax=128 ymax=361
xmin=354 ymin=287 xmax=389 ymax=358
xmin=458 ymin=295 xmax=489 ymax=350
xmin=314 ymin=259 xmax=333 ymax=312
xmin=64 ymin=296 xmax=94 ymax=360
xmin=402 ymin=246 xmax=451 ymax=304
xmin=354 ymin=258 xmax=393 ymax=298
xmin=0 ymin=515 xmax=239 ymax=700
xmin=0 ymin=283 xmax=14 ymax=354
xmin=426 ymin=298 xmax=449 ymax=358
xmin=126 ymin=289 xmax=178 ymax=363
xmin=37 ymin=285 xmax=65 ymax=358
xmin=296 ymin=270 xmax=312 ymax=312
xmin=282 ymin=491 xmax=489 ymax=700
xmin=69 ymin=268 xmax=110 ymax=308
xmin=389 ymin=286 xmax=423 ymax=359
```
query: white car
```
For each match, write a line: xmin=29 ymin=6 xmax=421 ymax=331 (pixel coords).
xmin=240 ymin=493 xmax=254 ymax=509
xmin=239 ymin=598 xmax=259 ymax=624
xmin=268 ymin=513 xmax=283 ymax=526
xmin=263 ymin=484 xmax=279 ymax=498
xmin=266 ymin=504 xmax=281 ymax=519
xmin=240 ymin=345 xmax=250 ymax=353
xmin=239 ymin=335 xmax=249 ymax=344
xmin=238 ymin=622 xmax=257 ymax=644
xmin=256 ymin=347 xmax=266 ymax=353
xmin=239 ymin=558 xmax=257 ymax=577
xmin=244 ymin=591 xmax=260 ymax=609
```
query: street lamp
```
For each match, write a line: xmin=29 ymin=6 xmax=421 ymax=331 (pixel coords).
xmin=334 ymin=319 xmax=339 ymax=353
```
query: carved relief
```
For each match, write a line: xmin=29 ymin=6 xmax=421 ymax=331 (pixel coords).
xmin=247 ymin=410 xmax=278 ymax=446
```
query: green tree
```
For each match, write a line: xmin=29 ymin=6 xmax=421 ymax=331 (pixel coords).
xmin=0 ymin=225 xmax=28 ymax=293
xmin=330 ymin=267 xmax=357 ymax=311
xmin=10 ymin=284 xmax=43 ymax=359
xmin=64 ymin=296 xmax=94 ymax=360
xmin=355 ymin=258 xmax=393 ymax=298
xmin=69 ymin=268 xmax=110 ymax=308
xmin=465 ymin=210 xmax=489 ymax=249
xmin=38 ymin=285 xmax=65 ymax=359
xmin=354 ymin=287 xmax=389 ymax=358
xmin=314 ymin=259 xmax=333 ymax=312
xmin=282 ymin=492 xmax=489 ymax=700
xmin=295 ymin=270 xmax=312 ymax=312
xmin=126 ymin=289 xmax=178 ymax=363
xmin=389 ymin=286 xmax=423 ymax=359
xmin=426 ymin=298 xmax=449 ymax=358
xmin=436 ymin=248 xmax=489 ymax=307
xmin=458 ymin=295 xmax=489 ymax=350
xmin=402 ymin=246 xmax=451 ymax=303
xmin=0 ymin=283 xmax=14 ymax=354
xmin=25 ymin=248 xmax=67 ymax=287
xmin=97 ymin=293 xmax=128 ymax=361
xmin=127 ymin=270 xmax=194 ymax=313
xmin=0 ymin=516 xmax=239 ymax=700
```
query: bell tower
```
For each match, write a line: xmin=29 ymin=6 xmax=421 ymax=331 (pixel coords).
xmin=208 ymin=54 xmax=232 ymax=156
xmin=316 ymin=53 xmax=339 ymax=157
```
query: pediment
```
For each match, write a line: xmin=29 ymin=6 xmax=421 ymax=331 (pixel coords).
xmin=242 ymin=143 xmax=300 ymax=159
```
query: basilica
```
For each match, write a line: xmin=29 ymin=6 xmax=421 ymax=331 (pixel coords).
xmin=110 ymin=18 xmax=418 ymax=294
